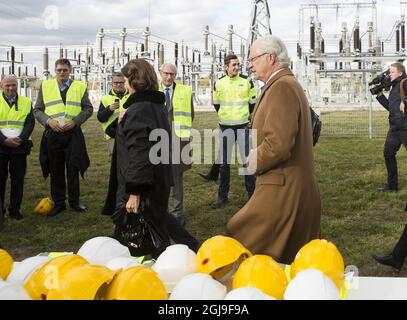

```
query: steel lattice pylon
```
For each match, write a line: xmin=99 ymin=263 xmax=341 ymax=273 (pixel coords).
xmin=247 ymin=0 xmax=272 ymax=55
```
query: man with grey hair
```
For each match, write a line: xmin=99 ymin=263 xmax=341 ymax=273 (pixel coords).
xmin=159 ymin=63 xmax=194 ymax=227
xmin=0 ymin=75 xmax=35 ymax=223
xmin=227 ymin=35 xmax=321 ymax=264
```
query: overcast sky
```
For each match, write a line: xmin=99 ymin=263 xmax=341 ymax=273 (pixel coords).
xmin=0 ymin=0 xmax=405 ymax=75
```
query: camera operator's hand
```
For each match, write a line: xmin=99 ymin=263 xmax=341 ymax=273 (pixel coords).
xmin=400 ymin=101 xmax=406 ymax=113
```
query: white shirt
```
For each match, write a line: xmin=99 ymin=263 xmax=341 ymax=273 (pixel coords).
xmin=161 ymin=83 xmax=174 ymax=97
xmin=265 ymin=68 xmax=284 ymax=84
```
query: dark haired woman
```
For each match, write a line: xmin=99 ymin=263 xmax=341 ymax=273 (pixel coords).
xmin=114 ymin=59 xmax=199 ymax=258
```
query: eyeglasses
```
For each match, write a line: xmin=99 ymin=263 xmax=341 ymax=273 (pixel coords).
xmin=56 ymin=68 xmax=70 ymax=73
xmin=161 ymin=71 xmax=176 ymax=77
xmin=113 ymin=81 xmax=125 ymax=85
xmin=246 ymin=52 xmax=268 ymax=65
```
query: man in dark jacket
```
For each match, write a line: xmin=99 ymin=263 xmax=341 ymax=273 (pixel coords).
xmin=376 ymin=62 xmax=407 ymax=192
xmin=33 ymin=58 xmax=93 ymax=216
xmin=0 ymin=75 xmax=34 ymax=221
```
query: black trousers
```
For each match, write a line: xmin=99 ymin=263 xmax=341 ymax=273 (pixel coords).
xmin=384 ymin=129 xmax=407 ymax=188
xmin=0 ymin=153 xmax=27 ymax=214
xmin=164 ymin=214 xmax=200 ymax=252
xmin=47 ymin=133 xmax=80 ymax=207
xmin=393 ymin=224 xmax=407 ymax=262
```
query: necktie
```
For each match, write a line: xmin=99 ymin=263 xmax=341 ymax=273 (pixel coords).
xmin=165 ymin=88 xmax=171 ymax=112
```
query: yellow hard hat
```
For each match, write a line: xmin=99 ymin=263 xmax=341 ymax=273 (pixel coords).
xmin=196 ymin=235 xmax=252 ymax=280
xmin=290 ymin=239 xmax=345 ymax=289
xmin=33 ymin=197 xmax=54 ymax=215
xmin=47 ymin=264 xmax=116 ymax=300
xmin=24 ymin=254 xmax=88 ymax=300
xmin=0 ymin=249 xmax=13 ymax=280
xmin=104 ymin=266 xmax=167 ymax=300
xmin=232 ymin=255 xmax=288 ymax=300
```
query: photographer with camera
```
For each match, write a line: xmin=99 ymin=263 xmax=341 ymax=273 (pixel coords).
xmin=374 ymin=62 xmax=407 ymax=192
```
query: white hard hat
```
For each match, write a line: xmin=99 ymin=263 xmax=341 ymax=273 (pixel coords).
xmin=169 ymin=273 xmax=226 ymax=300
xmin=284 ymin=269 xmax=340 ymax=300
xmin=0 ymin=280 xmax=31 ymax=300
xmin=105 ymin=257 xmax=141 ymax=271
xmin=225 ymin=287 xmax=276 ymax=300
xmin=7 ymin=256 xmax=51 ymax=285
xmin=77 ymin=237 xmax=130 ymax=265
xmin=0 ymin=128 xmax=21 ymax=138
xmin=153 ymin=244 xmax=198 ymax=293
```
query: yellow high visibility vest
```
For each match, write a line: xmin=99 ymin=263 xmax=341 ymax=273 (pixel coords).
xmin=160 ymin=83 xmax=193 ymax=138
xmin=42 ymin=79 xmax=86 ymax=124
xmin=100 ymin=91 xmax=129 ymax=140
xmin=0 ymin=94 xmax=32 ymax=138
xmin=213 ymin=74 xmax=257 ymax=126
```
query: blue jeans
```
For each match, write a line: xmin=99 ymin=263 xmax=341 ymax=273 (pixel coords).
xmin=217 ymin=124 xmax=256 ymax=200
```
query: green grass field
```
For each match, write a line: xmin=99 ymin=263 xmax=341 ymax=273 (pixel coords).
xmin=1 ymin=111 xmax=407 ymax=277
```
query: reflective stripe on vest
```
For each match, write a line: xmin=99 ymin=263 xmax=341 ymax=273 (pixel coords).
xmin=42 ymin=79 xmax=86 ymax=124
xmin=0 ymin=95 xmax=31 ymax=134
xmin=100 ymin=92 xmax=129 ymax=140
xmin=160 ymin=84 xmax=193 ymax=138
xmin=214 ymin=75 xmax=253 ymax=126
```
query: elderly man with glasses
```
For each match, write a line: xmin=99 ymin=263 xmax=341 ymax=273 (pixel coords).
xmin=159 ymin=63 xmax=194 ymax=227
xmin=34 ymin=58 xmax=93 ymax=217
xmin=227 ymin=35 xmax=321 ymax=265
xmin=0 ymin=75 xmax=34 ymax=223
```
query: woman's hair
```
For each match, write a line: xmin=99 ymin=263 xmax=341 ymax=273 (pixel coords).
xmin=121 ymin=59 xmax=158 ymax=91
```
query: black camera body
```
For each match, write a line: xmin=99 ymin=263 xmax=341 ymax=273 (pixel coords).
xmin=369 ymin=69 xmax=391 ymax=95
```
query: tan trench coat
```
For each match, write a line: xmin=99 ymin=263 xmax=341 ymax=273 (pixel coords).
xmin=226 ymin=68 xmax=321 ymax=264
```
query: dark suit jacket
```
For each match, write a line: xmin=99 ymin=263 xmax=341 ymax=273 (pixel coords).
xmin=114 ymin=90 xmax=173 ymax=227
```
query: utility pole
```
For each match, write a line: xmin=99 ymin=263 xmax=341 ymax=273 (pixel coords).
xmin=247 ymin=0 xmax=272 ymax=58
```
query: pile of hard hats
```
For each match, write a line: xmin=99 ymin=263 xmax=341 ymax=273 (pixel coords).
xmin=0 ymin=235 xmax=347 ymax=300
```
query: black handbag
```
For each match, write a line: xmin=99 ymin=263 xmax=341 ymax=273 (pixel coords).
xmin=111 ymin=199 xmax=168 ymax=257
xmin=310 ymin=107 xmax=322 ymax=146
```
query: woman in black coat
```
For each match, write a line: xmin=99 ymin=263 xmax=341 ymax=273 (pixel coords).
xmin=114 ymin=59 xmax=199 ymax=258
xmin=115 ymin=59 xmax=173 ymax=257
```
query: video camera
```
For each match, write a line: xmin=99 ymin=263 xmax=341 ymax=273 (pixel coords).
xmin=369 ymin=69 xmax=391 ymax=95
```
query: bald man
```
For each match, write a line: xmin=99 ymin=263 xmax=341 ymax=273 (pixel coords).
xmin=0 ymin=75 xmax=35 ymax=222
xmin=159 ymin=63 xmax=194 ymax=227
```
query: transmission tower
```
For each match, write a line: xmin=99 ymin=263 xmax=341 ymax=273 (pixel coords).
xmin=247 ymin=0 xmax=272 ymax=54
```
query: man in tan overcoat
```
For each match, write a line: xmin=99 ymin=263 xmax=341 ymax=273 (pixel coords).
xmin=226 ymin=35 xmax=321 ymax=264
